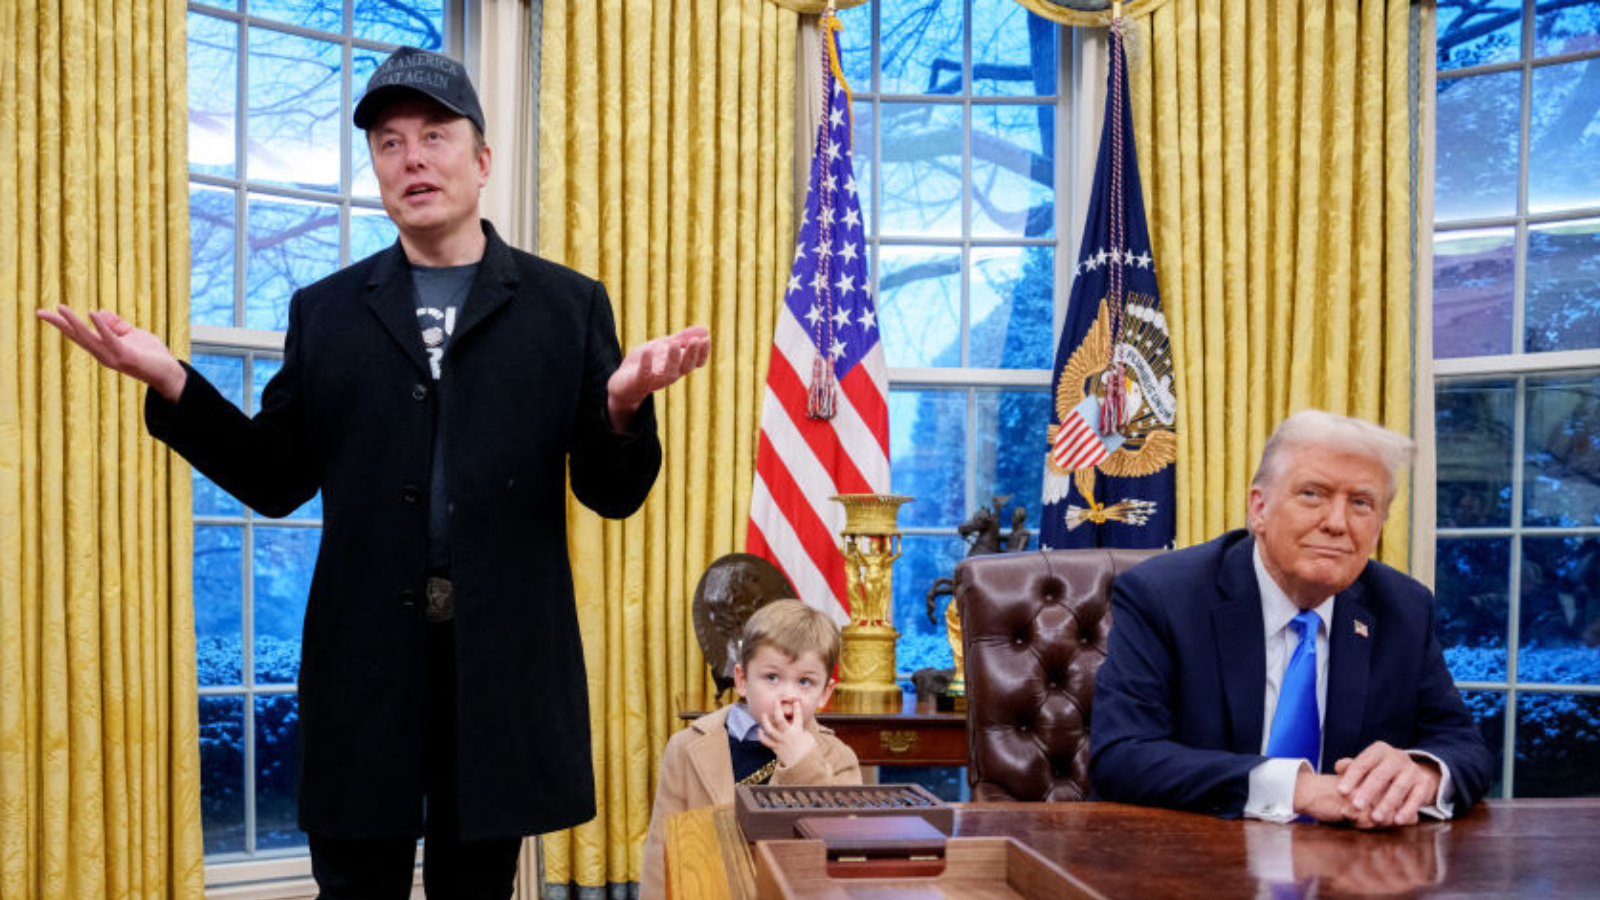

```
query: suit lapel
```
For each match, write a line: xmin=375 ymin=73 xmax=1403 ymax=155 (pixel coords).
xmin=449 ymin=222 xmax=519 ymax=351
xmin=1324 ymin=578 xmax=1374 ymax=770
xmin=1213 ymin=537 xmax=1267 ymax=754
xmin=364 ymin=243 xmax=431 ymax=378
xmin=685 ymin=709 xmax=738 ymax=807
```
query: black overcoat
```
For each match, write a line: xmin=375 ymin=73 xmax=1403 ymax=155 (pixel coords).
xmin=147 ymin=221 xmax=661 ymax=839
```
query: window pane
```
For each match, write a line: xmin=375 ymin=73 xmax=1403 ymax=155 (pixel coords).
xmin=1436 ymin=1 xmax=1522 ymax=72
xmin=1529 ymin=59 xmax=1600 ymax=215
xmin=892 ymin=533 xmax=968 ymax=674
xmin=192 ymin=355 xmax=245 ymax=516
xmin=255 ymin=527 xmax=318 ymax=685
xmin=1522 ymin=374 xmax=1600 ymax=527
xmin=1436 ymin=379 xmax=1514 ymax=528
xmin=251 ymin=0 xmax=342 ymax=34
xmin=1436 ymin=538 xmax=1510 ymax=682
xmin=351 ymin=207 xmax=399 ymax=261
xmin=189 ymin=12 xmax=237 ymax=178
xmin=355 ymin=0 xmax=445 ymax=48
xmin=879 ymin=0 xmax=964 ymax=95
xmin=890 ymin=389 xmax=966 ymax=527
xmin=969 ymin=246 xmax=1053 ymax=369
xmin=880 ymin=102 xmax=963 ymax=237
xmin=879 ymin=246 xmax=961 ymax=367
xmin=837 ymin=1 xmax=873 ymax=91
xmin=248 ymin=27 xmax=342 ymax=192
xmin=1515 ymin=691 xmax=1600 ymax=797
xmin=1525 ymin=218 xmax=1600 ymax=353
xmin=1520 ymin=537 xmax=1600 ymax=685
xmin=852 ymin=101 xmax=875 ymax=231
xmin=256 ymin=694 xmax=305 ymax=850
xmin=199 ymin=695 xmax=246 ymax=855
xmin=352 ymin=48 xmax=386 ymax=199
xmin=1433 ymin=227 xmax=1514 ymax=359
xmin=1534 ymin=1 xmax=1600 ymax=60
xmin=246 ymin=195 xmax=341 ymax=331
xmin=971 ymin=104 xmax=1054 ymax=238
xmin=1434 ymin=71 xmax=1521 ymax=222
xmin=190 ymin=185 xmax=238 ymax=329
xmin=974 ymin=389 xmax=1051 ymax=533
xmin=972 ymin=0 xmax=1054 ymax=97
xmin=1459 ymin=689 xmax=1507 ymax=799
xmin=195 ymin=526 xmax=244 ymax=687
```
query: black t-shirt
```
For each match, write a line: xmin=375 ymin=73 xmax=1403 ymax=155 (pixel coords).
xmin=412 ymin=262 xmax=477 ymax=573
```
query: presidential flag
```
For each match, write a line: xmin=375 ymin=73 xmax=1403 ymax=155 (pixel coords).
xmin=746 ymin=16 xmax=889 ymax=623
xmin=1040 ymin=23 xmax=1175 ymax=550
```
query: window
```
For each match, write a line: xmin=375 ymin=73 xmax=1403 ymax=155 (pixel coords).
xmin=836 ymin=0 xmax=1070 ymax=683
xmin=1432 ymin=0 xmax=1600 ymax=798
xmin=186 ymin=0 xmax=459 ymax=869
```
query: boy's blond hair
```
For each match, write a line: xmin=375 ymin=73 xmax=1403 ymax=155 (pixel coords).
xmin=737 ymin=599 xmax=841 ymax=674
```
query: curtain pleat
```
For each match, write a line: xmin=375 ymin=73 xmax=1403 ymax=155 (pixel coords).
xmin=536 ymin=1 xmax=796 ymax=892
xmin=0 ymin=1 xmax=204 ymax=898
xmin=1124 ymin=0 xmax=1420 ymax=565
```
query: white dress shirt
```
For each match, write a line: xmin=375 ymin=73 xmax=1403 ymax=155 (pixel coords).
xmin=1243 ymin=545 xmax=1456 ymax=822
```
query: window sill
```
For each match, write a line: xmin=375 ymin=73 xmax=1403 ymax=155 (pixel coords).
xmin=205 ymin=857 xmax=422 ymax=900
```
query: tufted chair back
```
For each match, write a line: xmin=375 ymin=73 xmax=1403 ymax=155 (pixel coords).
xmin=956 ymin=547 xmax=1163 ymax=802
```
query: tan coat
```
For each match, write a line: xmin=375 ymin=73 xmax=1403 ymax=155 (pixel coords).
xmin=640 ymin=704 xmax=861 ymax=899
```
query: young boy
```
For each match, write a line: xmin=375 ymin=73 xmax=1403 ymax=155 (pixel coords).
xmin=641 ymin=600 xmax=862 ymax=899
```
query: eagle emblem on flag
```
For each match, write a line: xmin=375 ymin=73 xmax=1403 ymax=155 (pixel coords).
xmin=1043 ymin=293 xmax=1175 ymax=531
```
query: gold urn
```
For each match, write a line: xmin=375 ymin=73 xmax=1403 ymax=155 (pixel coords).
xmin=829 ymin=493 xmax=912 ymax=714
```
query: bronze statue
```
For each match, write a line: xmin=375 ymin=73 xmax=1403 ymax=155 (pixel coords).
xmin=691 ymin=553 xmax=796 ymax=698
xmin=1006 ymin=505 xmax=1031 ymax=552
xmin=921 ymin=497 xmax=1031 ymax=708
xmin=925 ymin=496 xmax=1028 ymax=625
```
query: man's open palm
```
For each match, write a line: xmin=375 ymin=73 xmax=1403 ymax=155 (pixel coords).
xmin=37 ymin=306 xmax=188 ymax=401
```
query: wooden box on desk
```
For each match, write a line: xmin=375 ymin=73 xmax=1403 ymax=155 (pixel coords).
xmin=734 ymin=784 xmax=953 ymax=842
xmin=752 ymin=835 xmax=1098 ymax=900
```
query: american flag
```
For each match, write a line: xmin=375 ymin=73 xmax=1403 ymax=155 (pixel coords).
xmin=746 ymin=17 xmax=889 ymax=624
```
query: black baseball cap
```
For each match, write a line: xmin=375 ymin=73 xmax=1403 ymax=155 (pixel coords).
xmin=353 ymin=46 xmax=486 ymax=135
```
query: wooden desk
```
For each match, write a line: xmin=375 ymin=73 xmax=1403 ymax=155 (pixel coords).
xmin=666 ymin=799 xmax=1600 ymax=899
xmin=680 ymin=694 xmax=967 ymax=767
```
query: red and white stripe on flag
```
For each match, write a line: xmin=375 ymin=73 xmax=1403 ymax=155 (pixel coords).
xmin=746 ymin=313 xmax=890 ymax=626
xmin=1051 ymin=406 xmax=1113 ymax=471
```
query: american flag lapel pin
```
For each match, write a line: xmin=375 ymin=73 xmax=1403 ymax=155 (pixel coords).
xmin=1353 ymin=620 xmax=1370 ymax=639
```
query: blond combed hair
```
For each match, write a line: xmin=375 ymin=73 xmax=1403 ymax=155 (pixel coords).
xmin=1252 ymin=409 xmax=1417 ymax=505
xmin=738 ymin=599 xmax=842 ymax=674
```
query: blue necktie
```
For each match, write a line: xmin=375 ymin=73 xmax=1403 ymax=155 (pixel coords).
xmin=1267 ymin=610 xmax=1321 ymax=768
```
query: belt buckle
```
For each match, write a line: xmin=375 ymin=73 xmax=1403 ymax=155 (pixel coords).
xmin=425 ymin=576 xmax=455 ymax=622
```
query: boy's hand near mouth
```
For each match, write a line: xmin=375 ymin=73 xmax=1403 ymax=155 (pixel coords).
xmin=759 ymin=702 xmax=819 ymax=768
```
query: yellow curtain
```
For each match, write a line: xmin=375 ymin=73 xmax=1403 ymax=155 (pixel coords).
xmin=0 ymin=1 xmax=203 ymax=899
xmin=536 ymin=0 xmax=796 ymax=891
xmin=1116 ymin=0 xmax=1423 ymax=567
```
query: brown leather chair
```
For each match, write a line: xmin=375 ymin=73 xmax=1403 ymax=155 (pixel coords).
xmin=956 ymin=547 xmax=1163 ymax=801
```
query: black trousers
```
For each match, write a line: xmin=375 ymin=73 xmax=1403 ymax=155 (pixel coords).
xmin=309 ymin=621 xmax=523 ymax=900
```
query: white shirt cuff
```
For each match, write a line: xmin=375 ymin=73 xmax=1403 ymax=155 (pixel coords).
xmin=1408 ymin=749 xmax=1455 ymax=820
xmin=1245 ymin=758 xmax=1311 ymax=823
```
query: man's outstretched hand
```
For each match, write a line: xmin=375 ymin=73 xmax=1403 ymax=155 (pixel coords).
xmin=37 ymin=305 xmax=187 ymax=402
xmin=607 ymin=325 xmax=711 ymax=431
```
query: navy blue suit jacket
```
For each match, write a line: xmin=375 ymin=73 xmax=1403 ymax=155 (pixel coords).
xmin=1089 ymin=530 xmax=1492 ymax=818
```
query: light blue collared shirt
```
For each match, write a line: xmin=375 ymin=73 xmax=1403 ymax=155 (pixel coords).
xmin=725 ymin=702 xmax=762 ymax=742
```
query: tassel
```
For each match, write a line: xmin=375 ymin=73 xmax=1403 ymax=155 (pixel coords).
xmin=808 ymin=355 xmax=837 ymax=420
xmin=1100 ymin=364 xmax=1126 ymax=434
